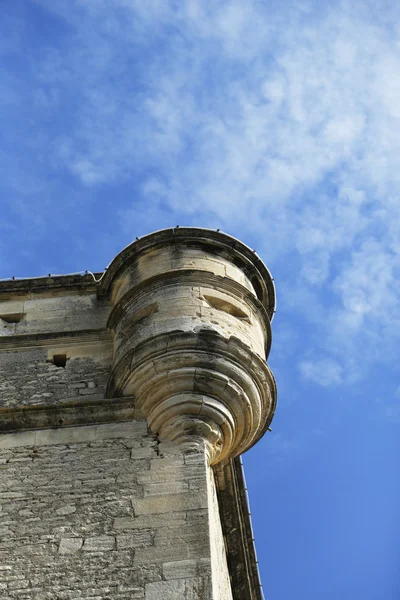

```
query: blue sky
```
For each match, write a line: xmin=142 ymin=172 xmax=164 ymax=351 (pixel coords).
xmin=1 ymin=1 xmax=400 ymax=597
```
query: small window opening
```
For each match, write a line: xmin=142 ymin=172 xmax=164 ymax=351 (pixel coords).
xmin=130 ymin=302 xmax=159 ymax=326
xmin=203 ymin=295 xmax=251 ymax=323
xmin=51 ymin=354 xmax=68 ymax=368
xmin=0 ymin=313 xmax=25 ymax=324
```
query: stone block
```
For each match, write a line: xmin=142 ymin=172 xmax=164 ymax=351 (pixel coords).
xmin=0 ymin=431 xmax=35 ymax=449
xmin=143 ymin=481 xmax=189 ymax=497
xmin=130 ymin=447 xmax=155 ymax=459
xmin=116 ymin=531 xmax=153 ymax=549
xmin=114 ymin=512 xmax=187 ymax=531
xmin=145 ymin=577 xmax=207 ymax=600
xmin=58 ymin=537 xmax=83 ymax=554
xmin=0 ymin=300 xmax=24 ymax=316
xmin=149 ymin=456 xmax=185 ymax=471
xmin=133 ymin=492 xmax=207 ymax=515
xmin=155 ymin=525 xmax=208 ymax=547
xmin=134 ymin=544 xmax=189 ymax=565
xmin=36 ymin=427 xmax=97 ymax=447
xmin=145 ymin=579 xmax=186 ymax=599
xmin=162 ymin=559 xmax=197 ymax=580
xmin=82 ymin=535 xmax=115 ymax=552
xmin=55 ymin=505 xmax=77 ymax=516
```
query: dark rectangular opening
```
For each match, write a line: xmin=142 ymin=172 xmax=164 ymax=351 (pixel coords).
xmin=51 ymin=354 xmax=68 ymax=368
xmin=0 ymin=313 xmax=25 ymax=324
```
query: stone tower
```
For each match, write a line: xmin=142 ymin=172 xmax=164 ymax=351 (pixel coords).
xmin=0 ymin=228 xmax=276 ymax=600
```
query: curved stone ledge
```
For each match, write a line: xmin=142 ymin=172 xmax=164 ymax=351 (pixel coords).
xmin=107 ymin=331 xmax=276 ymax=464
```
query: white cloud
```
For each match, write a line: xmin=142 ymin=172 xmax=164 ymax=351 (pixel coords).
xmin=299 ymin=358 xmax=343 ymax=387
xmin=8 ymin=0 xmax=400 ymax=382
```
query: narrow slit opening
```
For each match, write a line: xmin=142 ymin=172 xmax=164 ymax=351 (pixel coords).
xmin=202 ymin=295 xmax=251 ymax=323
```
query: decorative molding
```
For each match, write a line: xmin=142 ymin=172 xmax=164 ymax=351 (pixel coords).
xmin=107 ymin=331 xmax=276 ymax=465
xmin=0 ymin=273 xmax=100 ymax=295
xmin=0 ymin=328 xmax=112 ymax=351
xmin=0 ymin=396 xmax=136 ymax=433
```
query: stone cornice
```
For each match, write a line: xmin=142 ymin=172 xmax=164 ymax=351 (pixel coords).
xmin=0 ymin=328 xmax=112 ymax=351
xmin=0 ymin=273 xmax=100 ymax=296
xmin=0 ymin=396 xmax=136 ymax=433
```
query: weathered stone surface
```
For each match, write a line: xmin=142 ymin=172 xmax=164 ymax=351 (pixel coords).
xmin=0 ymin=427 xmax=227 ymax=599
xmin=0 ymin=348 xmax=111 ymax=409
xmin=0 ymin=228 xmax=275 ymax=600
xmin=145 ymin=577 xmax=209 ymax=600
xmin=163 ymin=559 xmax=198 ymax=580
xmin=104 ymin=229 xmax=276 ymax=464
xmin=59 ymin=537 xmax=83 ymax=554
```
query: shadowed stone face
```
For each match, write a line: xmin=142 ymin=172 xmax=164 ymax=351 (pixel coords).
xmin=103 ymin=228 xmax=276 ymax=464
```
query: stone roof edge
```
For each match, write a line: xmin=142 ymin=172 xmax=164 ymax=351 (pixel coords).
xmin=0 ymin=273 xmax=101 ymax=295
xmin=99 ymin=227 xmax=276 ymax=320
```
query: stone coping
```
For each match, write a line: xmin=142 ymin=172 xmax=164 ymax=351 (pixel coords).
xmin=99 ymin=227 xmax=276 ymax=320
xmin=0 ymin=272 xmax=100 ymax=295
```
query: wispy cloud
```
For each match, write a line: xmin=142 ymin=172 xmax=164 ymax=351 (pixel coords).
xmin=2 ymin=0 xmax=400 ymax=383
xmin=299 ymin=358 xmax=343 ymax=387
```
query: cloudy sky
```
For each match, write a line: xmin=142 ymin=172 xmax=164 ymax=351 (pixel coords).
xmin=2 ymin=1 xmax=400 ymax=597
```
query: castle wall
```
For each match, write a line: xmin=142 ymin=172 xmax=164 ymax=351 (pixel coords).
xmin=0 ymin=421 xmax=232 ymax=600
xmin=0 ymin=292 xmax=110 ymax=337
xmin=0 ymin=288 xmax=112 ymax=410
xmin=0 ymin=349 xmax=111 ymax=409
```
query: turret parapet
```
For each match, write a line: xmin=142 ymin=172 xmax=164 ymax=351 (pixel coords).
xmin=103 ymin=228 xmax=276 ymax=464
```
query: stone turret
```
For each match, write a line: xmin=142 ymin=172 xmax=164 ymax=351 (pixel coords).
xmin=0 ymin=228 xmax=277 ymax=600
xmin=102 ymin=228 xmax=276 ymax=464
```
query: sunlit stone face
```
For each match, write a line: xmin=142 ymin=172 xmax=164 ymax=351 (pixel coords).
xmin=103 ymin=228 xmax=276 ymax=464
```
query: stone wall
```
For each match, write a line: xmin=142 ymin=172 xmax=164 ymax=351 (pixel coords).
xmin=0 ymin=287 xmax=112 ymax=410
xmin=0 ymin=421 xmax=231 ymax=600
xmin=0 ymin=350 xmax=111 ymax=409
xmin=0 ymin=292 xmax=109 ymax=337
